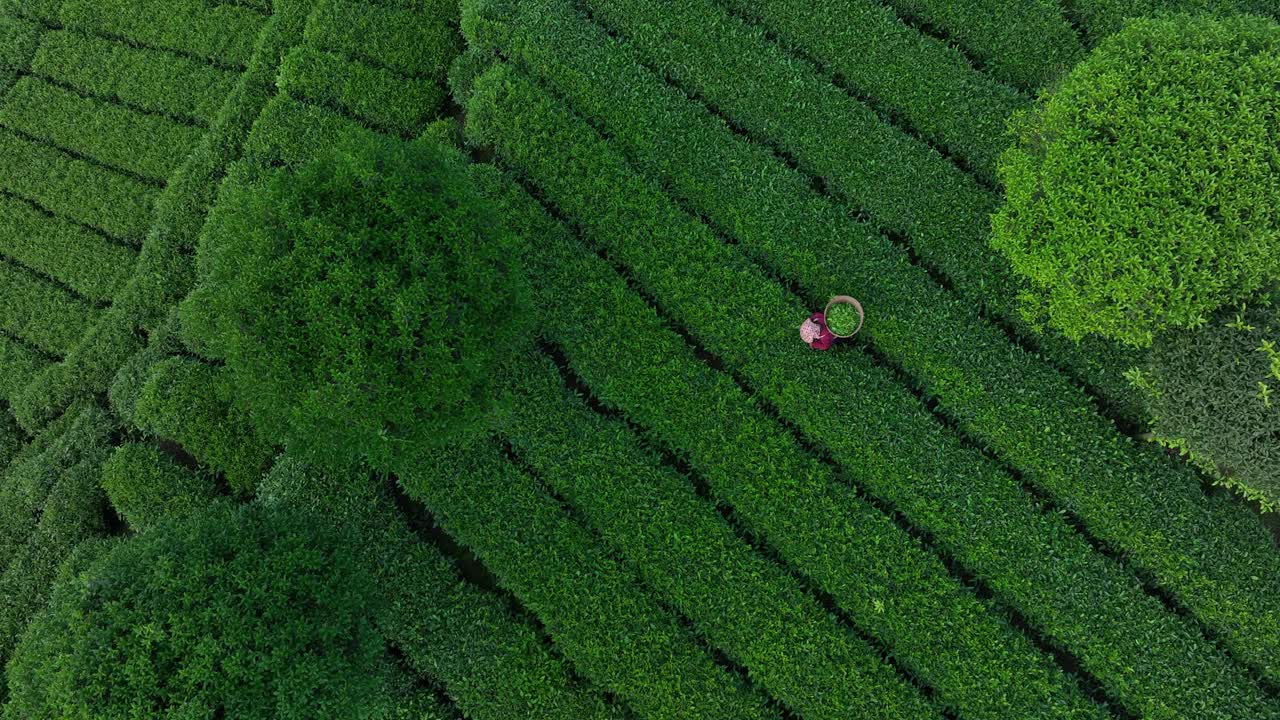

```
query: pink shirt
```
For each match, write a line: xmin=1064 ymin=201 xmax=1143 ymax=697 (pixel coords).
xmin=802 ymin=312 xmax=836 ymax=351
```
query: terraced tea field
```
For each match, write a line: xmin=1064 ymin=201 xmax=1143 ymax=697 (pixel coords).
xmin=0 ymin=0 xmax=1277 ymax=718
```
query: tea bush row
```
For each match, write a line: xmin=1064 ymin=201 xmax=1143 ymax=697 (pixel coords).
xmin=99 ymin=442 xmax=217 ymax=531
xmin=31 ymin=30 xmax=238 ymax=124
xmin=11 ymin=0 xmax=307 ymax=431
xmin=466 ymin=0 xmax=1280 ymax=680
xmin=538 ymin=0 xmax=1145 ymax=417
xmin=0 ymin=402 xmax=112 ymax=682
xmin=131 ymin=357 xmax=275 ymax=495
xmin=402 ymin=439 xmax=781 ymax=720
xmin=260 ymin=456 xmax=627 ymax=720
xmin=0 ymin=77 xmax=203 ymax=182
xmin=0 ymin=336 xmax=47 ymax=406
xmin=59 ymin=0 xmax=265 ymax=67
xmin=1067 ymin=0 xmax=1280 ymax=43
xmin=279 ymin=46 xmax=445 ymax=135
xmin=0 ymin=262 xmax=98 ymax=357
xmin=496 ymin=345 xmax=938 ymax=719
xmin=715 ymin=0 xmax=1026 ymax=181
xmin=305 ymin=0 xmax=460 ymax=81
xmin=0 ymin=15 xmax=38 ymax=73
xmin=0 ymin=404 xmax=108 ymax=575
xmin=472 ymin=161 xmax=1110 ymax=720
xmin=879 ymin=0 xmax=1082 ymax=89
xmin=0 ymin=194 xmax=136 ymax=302
xmin=0 ymin=130 xmax=157 ymax=242
xmin=462 ymin=65 xmax=1280 ymax=717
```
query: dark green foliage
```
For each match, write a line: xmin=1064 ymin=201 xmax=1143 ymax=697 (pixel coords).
xmin=100 ymin=443 xmax=218 ymax=531
xmin=0 ymin=409 xmax=21 ymax=468
xmin=3 ymin=500 xmax=392 ymax=719
xmin=0 ymin=401 xmax=113 ymax=677
xmin=0 ymin=130 xmax=158 ymax=242
xmin=0 ymin=262 xmax=98 ymax=357
xmin=59 ymin=0 xmax=267 ymax=67
xmin=306 ymin=0 xmax=461 ymax=80
xmin=0 ymin=195 xmax=137 ymax=302
xmin=180 ymin=131 xmax=530 ymax=473
xmin=242 ymin=95 xmax=372 ymax=168
xmin=31 ymin=30 xmax=239 ymax=125
xmin=132 ymin=357 xmax=275 ymax=494
xmin=879 ymin=0 xmax=1082 ymax=89
xmin=403 ymin=439 xmax=782 ymax=720
xmin=716 ymin=0 xmax=1026 ymax=181
xmin=1136 ymin=294 xmax=1280 ymax=511
xmin=259 ymin=456 xmax=626 ymax=720
xmin=501 ymin=0 xmax=1144 ymax=419
xmin=463 ymin=67 xmax=1280 ymax=710
xmin=10 ymin=0 xmax=307 ymax=433
xmin=0 ymin=335 xmax=48 ymax=406
xmin=0 ymin=15 xmax=38 ymax=71
xmin=0 ymin=0 xmax=60 ymax=23
xmin=993 ymin=14 xmax=1280 ymax=347
xmin=0 ymin=77 xmax=205 ymax=183
xmin=279 ymin=46 xmax=446 ymax=134
xmin=107 ymin=310 xmax=185 ymax=422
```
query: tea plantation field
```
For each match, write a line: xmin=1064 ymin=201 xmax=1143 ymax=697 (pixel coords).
xmin=0 ymin=0 xmax=1278 ymax=717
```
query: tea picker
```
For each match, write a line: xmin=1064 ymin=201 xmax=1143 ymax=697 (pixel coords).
xmin=800 ymin=296 xmax=863 ymax=351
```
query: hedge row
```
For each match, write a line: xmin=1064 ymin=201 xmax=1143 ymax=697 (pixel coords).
xmin=242 ymin=95 xmax=371 ymax=168
xmin=462 ymin=67 xmax=1280 ymax=719
xmin=0 ymin=401 xmax=112 ymax=686
xmin=100 ymin=442 xmax=217 ymax=532
xmin=402 ymin=439 xmax=781 ymax=720
xmin=468 ymin=0 xmax=1280 ymax=679
xmin=0 ymin=409 xmax=21 ymax=468
xmin=879 ymin=0 xmax=1081 ymax=89
xmin=0 ymin=76 xmax=205 ymax=183
xmin=0 ymin=194 xmax=137 ymax=302
xmin=260 ymin=457 xmax=629 ymax=720
xmin=31 ymin=30 xmax=238 ymax=125
xmin=0 ymin=403 xmax=108 ymax=575
xmin=59 ymin=0 xmax=266 ymax=67
xmin=471 ymin=162 xmax=1107 ymax=720
xmin=715 ymin=0 xmax=1025 ymax=181
xmin=10 ymin=0 xmax=305 ymax=432
xmin=0 ymin=129 xmax=157 ymax=242
xmin=0 ymin=262 xmax=98 ymax=357
xmin=0 ymin=335 xmax=48 ymax=406
xmin=0 ymin=0 xmax=59 ymax=24
xmin=1066 ymin=0 xmax=1280 ymax=44
xmin=0 ymin=14 xmax=39 ymax=71
xmin=497 ymin=347 xmax=938 ymax=719
xmin=552 ymin=0 xmax=1146 ymax=418
xmin=305 ymin=0 xmax=461 ymax=81
xmin=132 ymin=357 xmax=275 ymax=495
xmin=279 ymin=46 xmax=446 ymax=135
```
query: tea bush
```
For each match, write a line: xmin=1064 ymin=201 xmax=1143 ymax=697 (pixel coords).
xmin=3 ymin=500 xmax=390 ymax=719
xmin=1135 ymin=292 xmax=1280 ymax=510
xmin=100 ymin=442 xmax=217 ymax=531
xmin=180 ymin=131 xmax=530 ymax=472
xmin=993 ymin=13 xmax=1280 ymax=347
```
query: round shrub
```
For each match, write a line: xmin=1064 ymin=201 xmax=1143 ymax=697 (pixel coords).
xmin=1133 ymin=291 xmax=1280 ymax=510
xmin=3 ymin=500 xmax=390 ymax=719
xmin=180 ymin=132 xmax=531 ymax=472
xmin=992 ymin=13 xmax=1280 ymax=347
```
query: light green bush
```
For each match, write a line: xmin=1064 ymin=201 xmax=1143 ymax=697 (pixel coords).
xmin=993 ymin=13 xmax=1280 ymax=346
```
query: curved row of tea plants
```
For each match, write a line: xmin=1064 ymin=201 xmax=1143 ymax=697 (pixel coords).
xmin=472 ymin=162 xmax=1111 ymax=720
xmin=464 ymin=0 xmax=1280 ymax=681
xmin=461 ymin=64 xmax=1280 ymax=718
